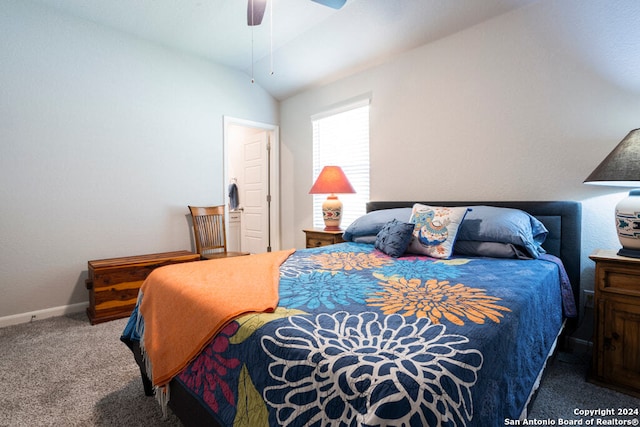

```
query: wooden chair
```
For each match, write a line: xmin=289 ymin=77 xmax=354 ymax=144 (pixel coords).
xmin=188 ymin=205 xmax=250 ymax=259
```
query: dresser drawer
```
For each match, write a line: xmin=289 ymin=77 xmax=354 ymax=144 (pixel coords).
xmin=307 ymin=235 xmax=332 ymax=247
xmin=595 ymin=260 xmax=640 ymax=297
xmin=303 ymin=229 xmax=345 ymax=248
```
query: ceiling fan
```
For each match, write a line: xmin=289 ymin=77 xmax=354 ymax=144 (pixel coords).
xmin=247 ymin=0 xmax=347 ymax=26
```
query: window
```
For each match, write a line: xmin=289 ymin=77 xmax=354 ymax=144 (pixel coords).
xmin=312 ymin=98 xmax=370 ymax=229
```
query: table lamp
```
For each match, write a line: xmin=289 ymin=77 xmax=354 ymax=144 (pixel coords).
xmin=584 ymin=128 xmax=640 ymax=257
xmin=309 ymin=166 xmax=355 ymax=231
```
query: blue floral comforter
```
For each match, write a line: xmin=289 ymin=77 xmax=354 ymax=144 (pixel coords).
xmin=124 ymin=242 xmax=572 ymax=427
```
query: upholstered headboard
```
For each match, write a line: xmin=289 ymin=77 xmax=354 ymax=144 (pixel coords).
xmin=366 ymin=201 xmax=582 ymax=304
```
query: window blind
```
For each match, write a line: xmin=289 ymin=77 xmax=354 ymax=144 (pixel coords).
xmin=312 ymin=101 xmax=370 ymax=229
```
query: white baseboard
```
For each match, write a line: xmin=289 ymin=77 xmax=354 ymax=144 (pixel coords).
xmin=0 ymin=302 xmax=88 ymax=328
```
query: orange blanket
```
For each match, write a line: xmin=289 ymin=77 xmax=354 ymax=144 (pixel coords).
xmin=139 ymin=249 xmax=295 ymax=387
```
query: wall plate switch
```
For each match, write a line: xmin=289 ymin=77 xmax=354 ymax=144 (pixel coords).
xmin=583 ymin=290 xmax=594 ymax=309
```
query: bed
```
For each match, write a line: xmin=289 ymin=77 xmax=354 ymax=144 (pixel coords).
xmin=121 ymin=200 xmax=581 ymax=427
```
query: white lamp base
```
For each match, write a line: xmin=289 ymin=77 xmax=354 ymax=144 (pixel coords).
xmin=616 ymin=189 xmax=640 ymax=258
xmin=322 ymin=195 xmax=343 ymax=231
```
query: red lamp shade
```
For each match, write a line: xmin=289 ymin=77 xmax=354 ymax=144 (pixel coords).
xmin=309 ymin=166 xmax=355 ymax=231
xmin=309 ymin=166 xmax=356 ymax=195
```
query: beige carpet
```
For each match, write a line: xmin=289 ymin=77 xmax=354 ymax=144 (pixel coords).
xmin=0 ymin=313 xmax=181 ymax=426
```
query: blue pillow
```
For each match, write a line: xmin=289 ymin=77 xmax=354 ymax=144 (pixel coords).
xmin=453 ymin=241 xmax=533 ymax=259
xmin=343 ymin=208 xmax=412 ymax=242
xmin=455 ymin=206 xmax=548 ymax=258
xmin=375 ymin=219 xmax=414 ymax=257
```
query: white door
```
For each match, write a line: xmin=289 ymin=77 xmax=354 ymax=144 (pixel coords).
xmin=240 ymin=130 xmax=271 ymax=253
xmin=224 ymin=117 xmax=279 ymax=254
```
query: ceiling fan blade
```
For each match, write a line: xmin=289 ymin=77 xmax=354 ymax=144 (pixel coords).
xmin=310 ymin=0 xmax=347 ymax=9
xmin=247 ymin=0 xmax=267 ymax=26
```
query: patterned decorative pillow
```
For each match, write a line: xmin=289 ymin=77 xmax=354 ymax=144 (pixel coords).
xmin=375 ymin=219 xmax=414 ymax=257
xmin=407 ymin=204 xmax=469 ymax=259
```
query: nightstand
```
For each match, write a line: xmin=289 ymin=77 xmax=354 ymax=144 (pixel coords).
xmin=589 ymin=249 xmax=640 ymax=397
xmin=303 ymin=228 xmax=345 ymax=248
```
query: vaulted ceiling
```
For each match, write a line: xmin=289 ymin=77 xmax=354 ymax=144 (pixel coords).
xmin=33 ymin=0 xmax=538 ymax=100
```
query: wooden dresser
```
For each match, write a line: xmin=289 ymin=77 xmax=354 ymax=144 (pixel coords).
xmin=589 ymin=249 xmax=640 ymax=397
xmin=303 ymin=228 xmax=345 ymax=248
xmin=86 ymin=250 xmax=200 ymax=324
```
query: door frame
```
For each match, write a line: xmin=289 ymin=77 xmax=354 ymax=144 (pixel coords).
xmin=223 ymin=116 xmax=280 ymax=252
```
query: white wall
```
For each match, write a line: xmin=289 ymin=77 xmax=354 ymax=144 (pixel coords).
xmin=0 ymin=1 xmax=278 ymax=321
xmin=280 ymin=0 xmax=640 ymax=298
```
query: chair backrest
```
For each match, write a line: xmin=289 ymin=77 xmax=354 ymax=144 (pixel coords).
xmin=188 ymin=205 xmax=228 ymax=256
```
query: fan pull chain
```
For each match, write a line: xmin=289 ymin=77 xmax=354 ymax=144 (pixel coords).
xmin=269 ymin=0 xmax=274 ymax=75
xmin=251 ymin=26 xmax=255 ymax=83
xmin=251 ymin=0 xmax=255 ymax=83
